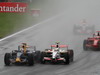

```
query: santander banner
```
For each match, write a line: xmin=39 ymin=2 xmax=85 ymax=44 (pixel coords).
xmin=0 ymin=2 xmax=27 ymax=13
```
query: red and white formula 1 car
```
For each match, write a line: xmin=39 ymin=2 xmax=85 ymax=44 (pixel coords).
xmin=83 ymin=31 xmax=100 ymax=50
xmin=40 ymin=42 xmax=74 ymax=64
xmin=73 ymin=20 xmax=95 ymax=35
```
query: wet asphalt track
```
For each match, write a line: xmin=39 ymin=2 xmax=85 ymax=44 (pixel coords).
xmin=1 ymin=0 xmax=100 ymax=74
xmin=0 ymin=13 xmax=100 ymax=75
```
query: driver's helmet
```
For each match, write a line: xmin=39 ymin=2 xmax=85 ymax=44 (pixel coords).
xmin=55 ymin=42 xmax=60 ymax=48
xmin=21 ymin=43 xmax=28 ymax=50
xmin=94 ymin=32 xmax=100 ymax=38
xmin=94 ymin=32 xmax=98 ymax=36
xmin=94 ymin=32 xmax=100 ymax=37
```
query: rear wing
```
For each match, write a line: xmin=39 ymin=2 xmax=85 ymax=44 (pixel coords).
xmin=51 ymin=45 xmax=68 ymax=48
xmin=96 ymin=31 xmax=100 ymax=32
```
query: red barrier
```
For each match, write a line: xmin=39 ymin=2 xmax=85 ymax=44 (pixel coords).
xmin=0 ymin=2 xmax=28 ymax=13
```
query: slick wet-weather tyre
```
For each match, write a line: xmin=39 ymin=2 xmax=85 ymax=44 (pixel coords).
xmin=40 ymin=52 xmax=45 ymax=64
xmin=4 ymin=53 xmax=11 ymax=66
xmin=68 ymin=50 xmax=74 ymax=62
xmin=27 ymin=53 xmax=34 ymax=66
xmin=64 ymin=53 xmax=70 ymax=64
xmin=35 ymin=51 xmax=41 ymax=62
xmin=83 ymin=40 xmax=88 ymax=51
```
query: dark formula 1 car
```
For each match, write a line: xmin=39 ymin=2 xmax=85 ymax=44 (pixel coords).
xmin=40 ymin=42 xmax=74 ymax=64
xmin=4 ymin=43 xmax=40 ymax=66
xmin=83 ymin=31 xmax=100 ymax=50
xmin=73 ymin=20 xmax=95 ymax=35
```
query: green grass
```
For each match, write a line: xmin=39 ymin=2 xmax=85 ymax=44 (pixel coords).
xmin=0 ymin=2 xmax=43 ymax=38
xmin=0 ymin=10 xmax=36 ymax=38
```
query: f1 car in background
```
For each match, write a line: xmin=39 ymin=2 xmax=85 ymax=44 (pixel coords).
xmin=40 ymin=42 xmax=74 ymax=64
xmin=4 ymin=43 xmax=40 ymax=66
xmin=83 ymin=31 xmax=100 ymax=51
xmin=73 ymin=20 xmax=95 ymax=35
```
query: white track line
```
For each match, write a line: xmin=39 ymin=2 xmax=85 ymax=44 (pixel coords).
xmin=0 ymin=12 xmax=66 ymax=42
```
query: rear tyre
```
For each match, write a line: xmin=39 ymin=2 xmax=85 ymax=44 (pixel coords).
xmin=35 ymin=51 xmax=41 ymax=62
xmin=83 ymin=40 xmax=88 ymax=51
xmin=98 ymin=41 xmax=100 ymax=50
xmin=64 ymin=52 xmax=70 ymax=64
xmin=40 ymin=52 xmax=45 ymax=64
xmin=4 ymin=53 xmax=11 ymax=66
xmin=27 ymin=53 xmax=34 ymax=66
xmin=68 ymin=50 xmax=74 ymax=62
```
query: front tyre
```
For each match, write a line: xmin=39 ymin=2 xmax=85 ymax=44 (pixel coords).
xmin=4 ymin=53 xmax=11 ymax=66
xmin=83 ymin=40 xmax=88 ymax=51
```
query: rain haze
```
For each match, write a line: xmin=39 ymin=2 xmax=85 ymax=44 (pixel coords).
xmin=0 ymin=0 xmax=100 ymax=75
